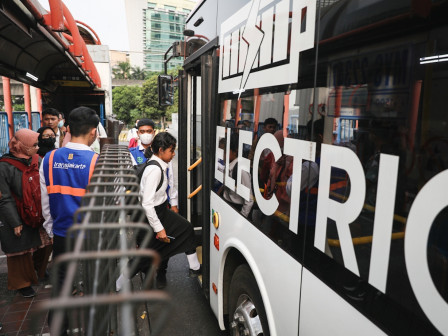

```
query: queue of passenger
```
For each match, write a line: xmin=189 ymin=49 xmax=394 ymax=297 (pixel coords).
xmin=0 ymin=107 xmax=100 ymax=301
xmin=0 ymin=109 xmax=200 ymax=307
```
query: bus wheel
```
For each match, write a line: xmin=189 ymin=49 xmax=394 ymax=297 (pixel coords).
xmin=228 ymin=264 xmax=270 ymax=336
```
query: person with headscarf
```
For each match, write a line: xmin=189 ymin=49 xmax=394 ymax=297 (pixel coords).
xmin=0 ymin=129 xmax=52 ymax=298
xmin=37 ymin=126 xmax=56 ymax=158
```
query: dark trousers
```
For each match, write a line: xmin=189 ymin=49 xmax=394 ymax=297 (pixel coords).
xmin=132 ymin=202 xmax=196 ymax=276
xmin=48 ymin=235 xmax=70 ymax=336
xmin=51 ymin=235 xmax=68 ymax=293
xmin=33 ymin=244 xmax=53 ymax=279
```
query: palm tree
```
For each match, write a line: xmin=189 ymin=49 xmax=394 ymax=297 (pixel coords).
xmin=130 ymin=66 xmax=147 ymax=80
xmin=112 ymin=61 xmax=131 ymax=79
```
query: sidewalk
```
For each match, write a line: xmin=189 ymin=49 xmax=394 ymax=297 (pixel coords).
xmin=0 ymin=253 xmax=51 ymax=336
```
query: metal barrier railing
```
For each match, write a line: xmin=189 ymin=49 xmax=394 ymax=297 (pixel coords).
xmin=35 ymin=144 xmax=171 ymax=335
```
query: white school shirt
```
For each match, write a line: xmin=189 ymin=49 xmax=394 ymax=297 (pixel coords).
xmin=130 ymin=145 xmax=178 ymax=207
xmin=140 ymin=155 xmax=169 ymax=233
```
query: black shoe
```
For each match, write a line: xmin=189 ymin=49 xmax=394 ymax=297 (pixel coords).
xmin=19 ymin=286 xmax=36 ymax=298
xmin=156 ymin=271 xmax=167 ymax=289
xmin=189 ymin=265 xmax=202 ymax=278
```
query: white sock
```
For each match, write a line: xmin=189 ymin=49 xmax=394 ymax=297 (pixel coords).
xmin=187 ymin=253 xmax=200 ymax=270
xmin=115 ymin=273 xmax=129 ymax=291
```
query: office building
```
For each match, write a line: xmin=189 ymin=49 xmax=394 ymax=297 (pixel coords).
xmin=125 ymin=0 xmax=196 ymax=72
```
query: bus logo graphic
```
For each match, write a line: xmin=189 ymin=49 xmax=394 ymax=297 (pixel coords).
xmin=219 ymin=0 xmax=317 ymax=94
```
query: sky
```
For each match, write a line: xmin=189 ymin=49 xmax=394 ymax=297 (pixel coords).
xmin=49 ymin=0 xmax=130 ymax=51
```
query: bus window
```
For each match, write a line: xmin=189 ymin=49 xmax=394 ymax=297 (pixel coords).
xmin=216 ymin=89 xmax=312 ymax=257
xmin=296 ymin=15 xmax=448 ymax=335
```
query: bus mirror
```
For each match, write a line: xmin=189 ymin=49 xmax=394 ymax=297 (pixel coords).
xmin=158 ymin=75 xmax=174 ymax=106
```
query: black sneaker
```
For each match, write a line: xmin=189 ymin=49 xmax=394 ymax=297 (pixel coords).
xmin=189 ymin=265 xmax=202 ymax=278
xmin=19 ymin=286 xmax=36 ymax=298
xmin=156 ymin=271 xmax=167 ymax=289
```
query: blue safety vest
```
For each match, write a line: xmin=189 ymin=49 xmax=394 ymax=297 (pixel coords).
xmin=43 ymin=148 xmax=98 ymax=237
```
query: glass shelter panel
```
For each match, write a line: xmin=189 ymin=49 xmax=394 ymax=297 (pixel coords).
xmin=13 ymin=112 xmax=28 ymax=133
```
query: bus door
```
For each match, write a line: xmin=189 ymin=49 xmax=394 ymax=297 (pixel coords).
xmin=178 ymin=51 xmax=219 ymax=297
xmin=178 ymin=67 xmax=204 ymax=251
xmin=188 ymin=74 xmax=203 ymax=229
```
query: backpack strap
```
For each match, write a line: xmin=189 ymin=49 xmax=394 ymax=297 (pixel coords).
xmin=0 ymin=157 xmax=28 ymax=171
xmin=146 ymin=160 xmax=164 ymax=192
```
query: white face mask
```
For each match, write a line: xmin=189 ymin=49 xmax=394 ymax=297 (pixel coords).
xmin=139 ymin=133 xmax=154 ymax=145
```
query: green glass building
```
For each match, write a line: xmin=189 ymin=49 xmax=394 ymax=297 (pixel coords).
xmin=145 ymin=3 xmax=192 ymax=72
xmin=125 ymin=0 xmax=196 ymax=73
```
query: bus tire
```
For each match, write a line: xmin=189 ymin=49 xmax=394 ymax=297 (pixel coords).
xmin=228 ymin=264 xmax=270 ymax=336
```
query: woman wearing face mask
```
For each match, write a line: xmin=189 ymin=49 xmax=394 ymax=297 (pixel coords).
xmin=37 ymin=127 xmax=56 ymax=158
xmin=0 ymin=129 xmax=52 ymax=297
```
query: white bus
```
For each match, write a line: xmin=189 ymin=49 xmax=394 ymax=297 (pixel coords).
xmin=167 ymin=0 xmax=448 ymax=335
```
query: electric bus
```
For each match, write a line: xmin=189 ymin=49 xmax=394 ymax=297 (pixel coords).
xmin=166 ymin=0 xmax=448 ymax=334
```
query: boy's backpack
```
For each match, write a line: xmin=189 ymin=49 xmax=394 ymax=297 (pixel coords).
xmin=0 ymin=154 xmax=44 ymax=228
xmin=135 ymin=159 xmax=164 ymax=192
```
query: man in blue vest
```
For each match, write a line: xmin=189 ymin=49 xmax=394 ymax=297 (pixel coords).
xmin=40 ymin=106 xmax=99 ymax=335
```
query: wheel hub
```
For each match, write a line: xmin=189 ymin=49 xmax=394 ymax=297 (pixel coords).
xmin=231 ymin=295 xmax=263 ymax=336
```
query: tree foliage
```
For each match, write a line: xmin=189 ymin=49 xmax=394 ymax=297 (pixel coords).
xmin=112 ymin=66 xmax=181 ymax=127
xmin=138 ymin=74 xmax=164 ymax=121
xmin=112 ymin=61 xmax=131 ymax=79
xmin=112 ymin=85 xmax=142 ymax=125
xmin=113 ymin=62 xmax=158 ymax=80
xmin=130 ymin=66 xmax=147 ymax=80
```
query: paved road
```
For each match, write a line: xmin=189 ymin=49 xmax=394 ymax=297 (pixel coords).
xmin=149 ymin=254 xmax=228 ymax=336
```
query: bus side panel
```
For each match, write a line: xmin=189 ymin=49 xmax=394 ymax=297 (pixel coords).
xmin=210 ymin=192 xmax=302 ymax=335
xmin=299 ymin=269 xmax=386 ymax=336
